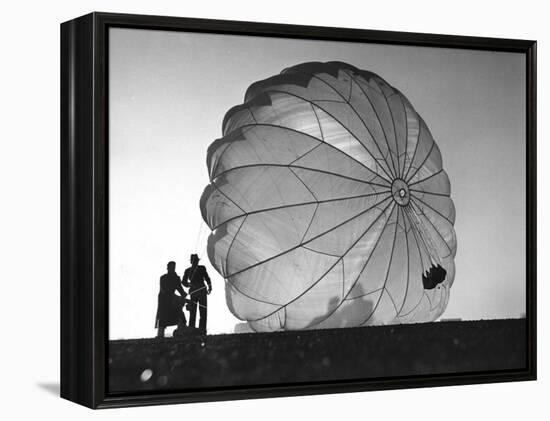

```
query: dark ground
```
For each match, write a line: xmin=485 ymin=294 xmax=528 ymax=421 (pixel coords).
xmin=108 ymin=319 xmax=526 ymax=393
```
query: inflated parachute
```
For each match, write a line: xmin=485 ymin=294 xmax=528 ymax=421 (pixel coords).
xmin=200 ymin=62 xmax=457 ymax=332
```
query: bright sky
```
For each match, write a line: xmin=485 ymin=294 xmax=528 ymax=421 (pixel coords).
xmin=108 ymin=27 xmax=526 ymax=339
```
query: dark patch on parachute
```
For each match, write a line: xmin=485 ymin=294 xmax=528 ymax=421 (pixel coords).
xmin=222 ymin=93 xmax=273 ymax=134
xmin=245 ymin=72 xmax=313 ymax=101
xmin=285 ymin=61 xmax=342 ymax=79
xmin=422 ymin=264 xmax=447 ymax=290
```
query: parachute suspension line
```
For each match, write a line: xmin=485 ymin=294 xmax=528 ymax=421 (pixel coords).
xmin=200 ymin=228 xmax=208 ymax=265
xmin=403 ymin=205 xmax=441 ymax=267
xmin=194 ymin=220 xmax=204 ymax=252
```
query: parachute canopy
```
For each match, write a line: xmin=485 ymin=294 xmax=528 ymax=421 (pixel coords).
xmin=200 ymin=61 xmax=456 ymax=332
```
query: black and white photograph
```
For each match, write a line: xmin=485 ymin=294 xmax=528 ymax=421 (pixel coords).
xmin=106 ymin=25 xmax=530 ymax=393
xmin=2 ymin=0 xmax=547 ymax=418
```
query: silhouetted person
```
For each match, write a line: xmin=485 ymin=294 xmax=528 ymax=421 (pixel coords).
xmin=182 ymin=254 xmax=211 ymax=334
xmin=155 ymin=261 xmax=187 ymax=338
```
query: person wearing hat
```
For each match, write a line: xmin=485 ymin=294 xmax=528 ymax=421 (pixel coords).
xmin=182 ymin=254 xmax=212 ymax=333
xmin=155 ymin=261 xmax=187 ymax=338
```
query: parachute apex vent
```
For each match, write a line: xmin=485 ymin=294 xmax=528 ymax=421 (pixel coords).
xmin=391 ymin=178 xmax=410 ymax=206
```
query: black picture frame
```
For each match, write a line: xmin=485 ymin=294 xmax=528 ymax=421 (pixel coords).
xmin=60 ymin=11 xmax=537 ymax=409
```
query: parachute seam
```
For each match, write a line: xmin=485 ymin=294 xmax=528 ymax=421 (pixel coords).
xmin=367 ymin=74 xmax=402 ymax=179
xmin=295 ymin=87 xmax=395 ymax=181
xmin=345 ymin=287 xmax=383 ymax=301
xmin=247 ymin=104 xmax=258 ymax=124
xmin=247 ymin=198 xmax=395 ymax=324
xmin=210 ymin=142 xmax=233 ymax=182
xmin=226 ymin=220 xmax=297 ymax=307
xmin=408 ymin=168 xmax=444 ymax=187
xmin=409 ymin=202 xmax=440 ymax=264
xmin=360 ymin=204 xmax=400 ymax=325
xmin=429 ymin=288 xmax=442 ymax=312
xmin=406 ymin=207 xmax=429 ymax=266
xmin=399 ymin=209 xmax=428 ymax=317
xmin=341 ymin=259 xmax=345 ymax=301
xmin=402 ymin=119 xmax=424 ymax=181
xmin=311 ymin=99 xmax=346 ymax=104
xmin=410 ymin=188 xmax=450 ymax=198
xmin=211 ymin=126 xmax=255 ymax=179
xmin=424 ymin=291 xmax=434 ymax=311
xmin=213 ymin=163 xmax=391 ymax=190
xmin=305 ymin=71 xmax=396 ymax=179
xmin=310 ymin=103 xmax=325 ymax=141
xmin=268 ymin=168 xmax=299 ymax=252
xmin=347 ymin=73 xmax=353 ymax=102
xmin=226 ymin=280 xmax=283 ymax=308
xmin=212 ymin=184 xmax=247 ymax=214
xmin=302 ymin=201 xmax=397 ymax=328
xmin=225 ymin=215 xmax=247 ymax=278
xmin=302 ymin=245 xmax=340 ymax=258
xmin=385 ymin=288 xmax=400 ymax=316
xmin=225 ymin=194 xmax=392 ymax=279
xmin=288 ymin=143 xmax=323 ymax=166
xmin=400 ymin=93 xmax=409 ymax=178
xmin=347 ymin=72 xmax=399 ymax=178
xmin=405 ymin=138 xmax=436 ymax=184
xmin=411 ymin=193 xmax=454 ymax=225
xmin=289 ymin=167 xmax=318 ymax=201
xmin=300 ymin=203 xmax=319 ymax=244
xmin=396 ymin=206 xmax=411 ymax=316
xmin=218 ymin=121 xmax=391 ymax=185
xmin=223 ymin=218 xmax=286 ymax=307
xmin=409 ymin=198 xmax=453 ymax=256
xmin=399 ymin=291 xmax=427 ymax=318
xmin=266 ymin=79 xmax=395 ymax=181
xmin=212 ymin=190 xmax=389 ymax=231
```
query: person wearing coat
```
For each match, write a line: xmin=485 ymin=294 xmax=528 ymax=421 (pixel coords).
xmin=155 ymin=261 xmax=187 ymax=338
xmin=182 ymin=254 xmax=212 ymax=334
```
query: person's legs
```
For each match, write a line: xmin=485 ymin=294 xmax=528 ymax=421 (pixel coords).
xmin=198 ymin=294 xmax=207 ymax=333
xmin=188 ymin=295 xmax=198 ymax=328
xmin=157 ymin=325 xmax=165 ymax=338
